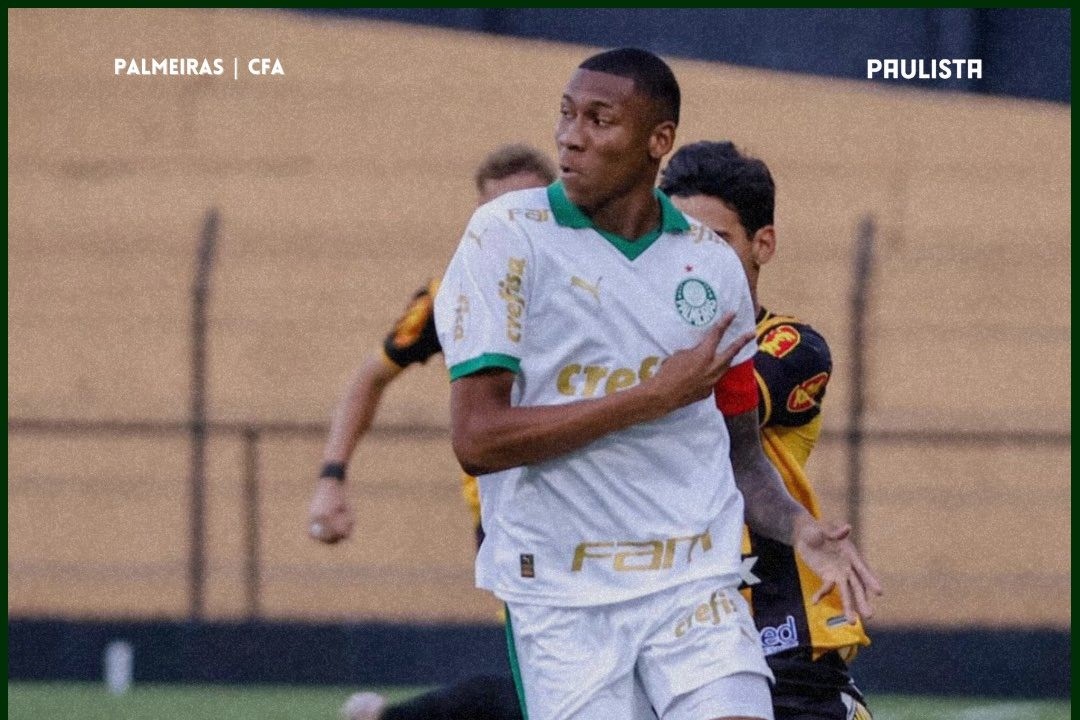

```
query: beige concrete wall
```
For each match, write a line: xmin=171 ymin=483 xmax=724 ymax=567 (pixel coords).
xmin=8 ymin=9 xmax=1069 ymax=627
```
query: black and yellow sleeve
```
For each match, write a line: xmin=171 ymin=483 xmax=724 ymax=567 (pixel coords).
xmin=381 ymin=279 xmax=444 ymax=368
xmin=754 ymin=319 xmax=832 ymax=429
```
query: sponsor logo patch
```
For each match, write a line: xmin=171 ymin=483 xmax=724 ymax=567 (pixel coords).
xmin=759 ymin=324 xmax=801 ymax=358
xmin=499 ymin=257 xmax=527 ymax=342
xmin=507 ymin=208 xmax=551 ymax=223
xmin=572 ymin=532 xmax=713 ymax=573
xmin=452 ymin=294 xmax=469 ymax=341
xmin=786 ymin=371 xmax=829 ymax=413
xmin=760 ymin=615 xmax=799 ymax=656
xmin=555 ymin=356 xmax=660 ymax=397
xmin=520 ymin=554 xmax=535 ymax=578
xmin=674 ymin=589 xmax=736 ymax=638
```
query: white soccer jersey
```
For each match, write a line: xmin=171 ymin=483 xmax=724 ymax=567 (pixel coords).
xmin=434 ymin=182 xmax=758 ymax=607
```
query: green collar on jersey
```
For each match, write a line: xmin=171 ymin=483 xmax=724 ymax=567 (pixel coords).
xmin=546 ymin=181 xmax=690 ymax=261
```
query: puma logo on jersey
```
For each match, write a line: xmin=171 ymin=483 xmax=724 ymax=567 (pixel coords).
xmin=570 ymin=275 xmax=602 ymax=302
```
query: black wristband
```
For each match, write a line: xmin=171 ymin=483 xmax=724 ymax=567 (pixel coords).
xmin=319 ymin=462 xmax=346 ymax=482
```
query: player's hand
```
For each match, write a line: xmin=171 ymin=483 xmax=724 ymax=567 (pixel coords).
xmin=307 ymin=478 xmax=354 ymax=544
xmin=793 ymin=515 xmax=883 ymax=624
xmin=650 ymin=312 xmax=755 ymax=411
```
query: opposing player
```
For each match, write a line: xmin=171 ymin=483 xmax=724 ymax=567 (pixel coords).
xmin=307 ymin=144 xmax=553 ymax=720
xmin=661 ymin=141 xmax=873 ymax=720
xmin=307 ymin=144 xmax=556 ymax=546
xmin=433 ymin=47 xmax=880 ymax=720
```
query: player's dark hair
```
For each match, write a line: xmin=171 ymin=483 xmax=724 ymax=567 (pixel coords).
xmin=659 ymin=141 xmax=775 ymax=235
xmin=578 ymin=47 xmax=680 ymax=125
xmin=474 ymin=144 xmax=557 ymax=192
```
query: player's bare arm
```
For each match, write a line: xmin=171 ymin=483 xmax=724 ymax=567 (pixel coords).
xmin=726 ymin=409 xmax=883 ymax=621
xmin=308 ymin=354 xmax=402 ymax=544
xmin=451 ymin=314 xmax=753 ymax=476
xmin=322 ymin=355 xmax=402 ymax=465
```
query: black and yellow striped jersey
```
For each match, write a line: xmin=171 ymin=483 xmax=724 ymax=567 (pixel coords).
xmin=742 ymin=307 xmax=870 ymax=665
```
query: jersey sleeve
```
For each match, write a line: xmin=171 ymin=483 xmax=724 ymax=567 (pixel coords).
xmin=709 ymin=234 xmax=760 ymax=415
xmin=434 ymin=207 xmax=534 ymax=380
xmin=381 ymin=280 xmax=443 ymax=368
xmin=754 ymin=322 xmax=832 ymax=427
xmin=715 ymin=358 xmax=757 ymax=416
xmin=717 ymin=236 xmax=760 ymax=369
xmin=725 ymin=268 xmax=759 ymax=368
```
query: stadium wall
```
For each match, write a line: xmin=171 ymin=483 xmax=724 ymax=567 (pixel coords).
xmin=304 ymin=8 xmax=1072 ymax=104
xmin=7 ymin=618 xmax=1071 ymax=698
xmin=8 ymin=6 xmax=1071 ymax=681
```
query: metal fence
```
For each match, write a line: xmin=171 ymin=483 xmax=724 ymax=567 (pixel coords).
xmin=7 ymin=211 xmax=1070 ymax=625
xmin=8 ymin=416 xmax=1067 ymax=621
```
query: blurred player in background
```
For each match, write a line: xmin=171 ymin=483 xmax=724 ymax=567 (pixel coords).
xmin=306 ymin=144 xmax=554 ymax=720
xmin=307 ymin=144 xmax=556 ymax=544
xmin=341 ymin=142 xmax=874 ymax=720
xmin=429 ymin=47 xmax=879 ymax=720
xmin=661 ymin=141 xmax=873 ymax=720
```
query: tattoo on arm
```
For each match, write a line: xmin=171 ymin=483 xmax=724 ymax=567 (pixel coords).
xmin=725 ymin=410 xmax=806 ymax=545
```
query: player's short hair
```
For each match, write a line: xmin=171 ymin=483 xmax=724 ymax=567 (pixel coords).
xmin=578 ymin=47 xmax=680 ymax=125
xmin=659 ymin=141 xmax=775 ymax=235
xmin=474 ymin=144 xmax=557 ymax=192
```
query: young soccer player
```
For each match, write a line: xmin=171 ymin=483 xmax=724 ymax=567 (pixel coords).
xmin=432 ymin=48 xmax=880 ymax=720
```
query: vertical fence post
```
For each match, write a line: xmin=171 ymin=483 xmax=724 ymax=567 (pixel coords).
xmin=242 ymin=427 xmax=262 ymax=618
xmin=189 ymin=208 xmax=219 ymax=620
xmin=847 ymin=215 xmax=876 ymax=544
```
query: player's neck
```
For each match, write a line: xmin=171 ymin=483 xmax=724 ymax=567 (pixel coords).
xmin=584 ymin=182 xmax=662 ymax=241
xmin=748 ymin=271 xmax=761 ymax=316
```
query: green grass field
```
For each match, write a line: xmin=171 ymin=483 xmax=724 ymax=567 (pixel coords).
xmin=6 ymin=683 xmax=1071 ymax=720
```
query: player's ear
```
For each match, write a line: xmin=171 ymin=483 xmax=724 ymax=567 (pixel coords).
xmin=647 ymin=120 xmax=676 ymax=161
xmin=752 ymin=225 xmax=776 ymax=267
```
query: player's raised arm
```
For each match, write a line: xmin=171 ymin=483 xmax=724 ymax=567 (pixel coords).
xmin=308 ymin=281 xmax=441 ymax=544
xmin=308 ymin=354 xmax=402 ymax=544
xmin=449 ymin=314 xmax=753 ymax=476
xmin=725 ymin=407 xmax=883 ymax=621
xmin=309 ymin=146 xmax=557 ymax=547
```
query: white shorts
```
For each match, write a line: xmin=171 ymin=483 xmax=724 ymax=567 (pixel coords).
xmin=506 ymin=576 xmax=774 ymax=720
